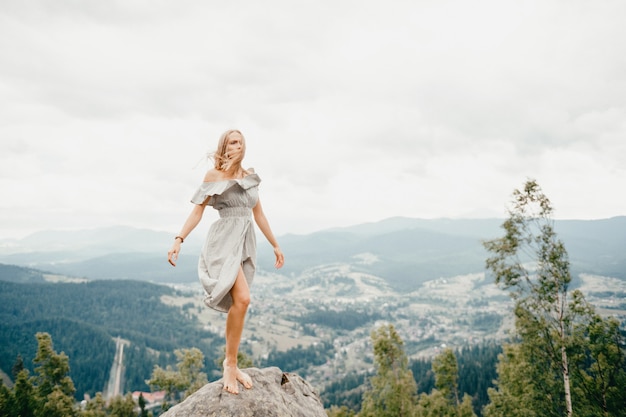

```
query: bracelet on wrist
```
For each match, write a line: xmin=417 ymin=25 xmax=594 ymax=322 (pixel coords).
xmin=175 ymin=236 xmax=184 ymax=243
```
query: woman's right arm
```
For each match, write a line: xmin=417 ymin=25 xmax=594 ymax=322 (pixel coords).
xmin=167 ymin=203 xmax=206 ymax=266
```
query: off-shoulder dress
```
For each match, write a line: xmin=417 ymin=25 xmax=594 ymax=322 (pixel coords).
xmin=190 ymin=170 xmax=260 ymax=313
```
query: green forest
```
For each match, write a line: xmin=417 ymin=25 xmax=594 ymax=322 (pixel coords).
xmin=1 ymin=180 xmax=625 ymax=416
xmin=0 ymin=279 xmax=224 ymax=397
xmin=0 ymin=276 xmax=502 ymax=414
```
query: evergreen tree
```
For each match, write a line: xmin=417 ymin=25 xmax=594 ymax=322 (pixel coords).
xmin=415 ymin=390 xmax=455 ymax=417
xmin=13 ymin=369 xmax=37 ymax=417
xmin=138 ymin=392 xmax=149 ymax=417
xmin=81 ymin=392 xmax=107 ymax=417
xmin=0 ymin=382 xmax=12 ymax=416
xmin=32 ymin=332 xmax=77 ymax=417
xmin=458 ymin=394 xmax=477 ymax=417
xmin=482 ymin=344 xmax=538 ymax=417
xmin=415 ymin=348 xmax=477 ymax=417
xmin=107 ymin=393 xmax=136 ymax=417
xmin=568 ymin=296 xmax=626 ymax=417
xmin=12 ymin=354 xmax=25 ymax=379
xmin=432 ymin=348 xmax=460 ymax=406
xmin=483 ymin=179 xmax=626 ymax=417
xmin=0 ymin=369 xmax=35 ymax=417
xmin=360 ymin=324 xmax=417 ymax=417
xmin=39 ymin=387 xmax=77 ymax=417
xmin=0 ymin=367 xmax=37 ymax=417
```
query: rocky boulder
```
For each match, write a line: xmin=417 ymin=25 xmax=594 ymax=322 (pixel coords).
xmin=161 ymin=367 xmax=327 ymax=417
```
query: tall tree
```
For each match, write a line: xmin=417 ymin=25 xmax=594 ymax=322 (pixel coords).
xmin=416 ymin=348 xmax=477 ymax=417
xmin=483 ymin=179 xmax=626 ymax=417
xmin=0 ymin=382 xmax=12 ymax=416
xmin=360 ymin=324 xmax=417 ymax=417
xmin=483 ymin=180 xmax=575 ymax=416
xmin=32 ymin=332 xmax=77 ymax=417
xmin=0 ymin=368 xmax=37 ymax=417
xmin=482 ymin=344 xmax=539 ymax=417
xmin=432 ymin=348 xmax=460 ymax=406
xmin=138 ymin=392 xmax=149 ymax=417
xmin=13 ymin=369 xmax=37 ymax=417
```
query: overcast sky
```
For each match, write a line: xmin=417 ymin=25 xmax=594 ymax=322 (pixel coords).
xmin=1 ymin=0 xmax=625 ymax=240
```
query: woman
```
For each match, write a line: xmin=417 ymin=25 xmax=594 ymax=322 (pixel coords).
xmin=167 ymin=129 xmax=285 ymax=394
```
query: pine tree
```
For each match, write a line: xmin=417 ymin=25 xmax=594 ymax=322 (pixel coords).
xmin=32 ymin=332 xmax=77 ymax=417
xmin=138 ymin=392 xmax=149 ymax=417
xmin=12 ymin=354 xmax=25 ymax=379
xmin=482 ymin=344 xmax=538 ymax=417
xmin=107 ymin=393 xmax=136 ymax=417
xmin=13 ymin=369 xmax=37 ymax=417
xmin=416 ymin=348 xmax=477 ymax=417
xmin=0 ymin=380 xmax=15 ymax=416
xmin=360 ymin=324 xmax=417 ymax=417
xmin=432 ymin=348 xmax=460 ymax=406
xmin=415 ymin=390 xmax=455 ymax=417
xmin=81 ymin=392 xmax=107 ymax=417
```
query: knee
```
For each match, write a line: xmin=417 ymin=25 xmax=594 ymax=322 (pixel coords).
xmin=233 ymin=294 xmax=250 ymax=309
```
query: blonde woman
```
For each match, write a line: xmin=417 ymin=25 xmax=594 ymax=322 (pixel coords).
xmin=168 ymin=129 xmax=284 ymax=394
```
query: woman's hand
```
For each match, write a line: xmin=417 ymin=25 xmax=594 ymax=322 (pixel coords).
xmin=274 ymin=246 xmax=285 ymax=269
xmin=168 ymin=242 xmax=181 ymax=266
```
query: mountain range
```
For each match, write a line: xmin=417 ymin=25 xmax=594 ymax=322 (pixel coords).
xmin=1 ymin=216 xmax=625 ymax=291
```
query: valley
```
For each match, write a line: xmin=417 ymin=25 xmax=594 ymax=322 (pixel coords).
xmin=160 ymin=258 xmax=626 ymax=390
xmin=1 ymin=217 xmax=624 ymax=404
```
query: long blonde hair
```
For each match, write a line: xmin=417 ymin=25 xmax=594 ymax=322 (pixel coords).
xmin=213 ymin=129 xmax=246 ymax=174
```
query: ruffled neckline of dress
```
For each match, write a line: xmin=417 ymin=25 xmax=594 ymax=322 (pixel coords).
xmin=190 ymin=170 xmax=261 ymax=205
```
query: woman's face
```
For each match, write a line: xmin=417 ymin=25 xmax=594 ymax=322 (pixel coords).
xmin=225 ymin=132 xmax=243 ymax=157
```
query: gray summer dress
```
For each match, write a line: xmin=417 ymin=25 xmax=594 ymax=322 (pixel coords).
xmin=190 ymin=170 xmax=260 ymax=313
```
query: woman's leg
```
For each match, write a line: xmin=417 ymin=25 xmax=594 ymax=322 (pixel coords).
xmin=223 ymin=266 xmax=253 ymax=394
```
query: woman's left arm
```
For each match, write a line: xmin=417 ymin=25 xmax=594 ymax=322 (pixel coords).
xmin=253 ymin=198 xmax=285 ymax=269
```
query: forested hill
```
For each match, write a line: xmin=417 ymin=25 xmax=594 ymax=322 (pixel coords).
xmin=0 ymin=263 xmax=47 ymax=283
xmin=1 ymin=217 xmax=625 ymax=291
xmin=0 ymin=279 xmax=221 ymax=399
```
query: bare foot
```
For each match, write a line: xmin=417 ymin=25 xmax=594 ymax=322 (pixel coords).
xmin=222 ymin=361 xmax=239 ymax=394
xmin=236 ymin=368 xmax=253 ymax=389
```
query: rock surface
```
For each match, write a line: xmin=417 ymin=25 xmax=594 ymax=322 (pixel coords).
xmin=161 ymin=367 xmax=327 ymax=417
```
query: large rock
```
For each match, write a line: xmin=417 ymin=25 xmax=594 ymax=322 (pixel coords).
xmin=161 ymin=367 xmax=327 ymax=417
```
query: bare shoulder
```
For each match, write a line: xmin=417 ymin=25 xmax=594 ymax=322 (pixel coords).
xmin=203 ymin=169 xmax=222 ymax=182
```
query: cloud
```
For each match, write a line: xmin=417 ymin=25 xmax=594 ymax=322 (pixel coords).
xmin=0 ymin=0 xmax=625 ymax=239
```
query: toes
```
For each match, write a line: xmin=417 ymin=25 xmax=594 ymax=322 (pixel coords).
xmin=223 ymin=384 xmax=239 ymax=395
xmin=237 ymin=370 xmax=253 ymax=389
xmin=222 ymin=363 xmax=240 ymax=394
xmin=239 ymin=378 xmax=252 ymax=389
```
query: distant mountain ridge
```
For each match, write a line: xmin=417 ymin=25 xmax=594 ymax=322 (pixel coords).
xmin=261 ymin=216 xmax=626 ymax=290
xmin=1 ymin=217 xmax=625 ymax=291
